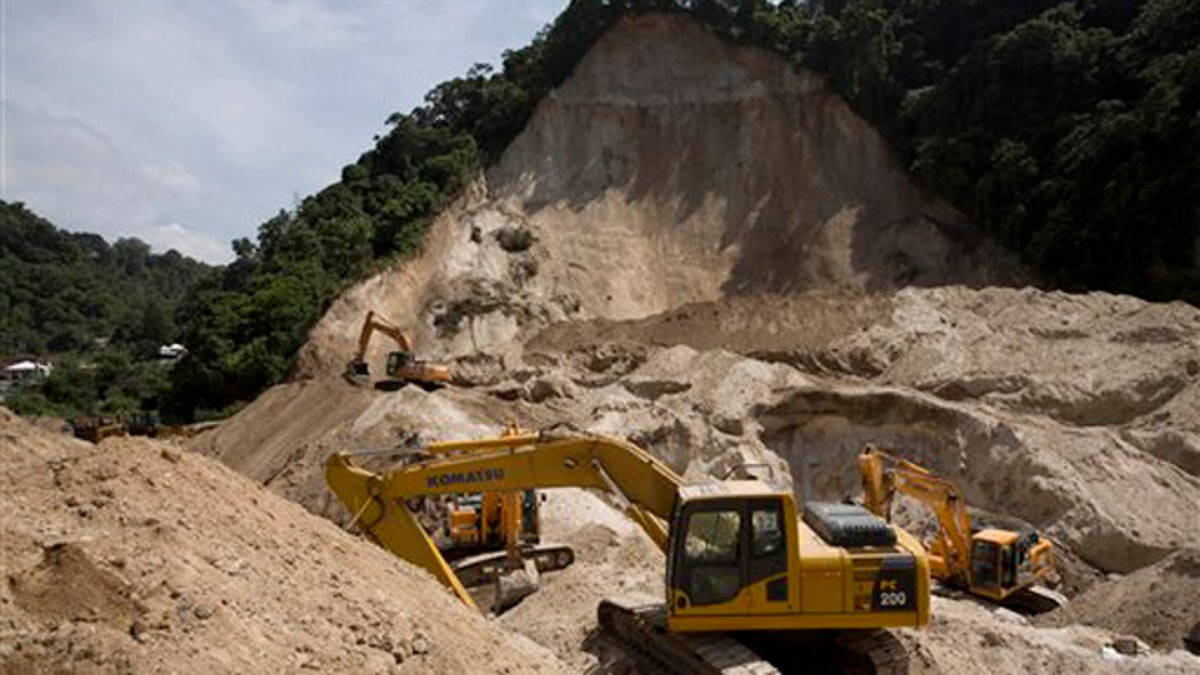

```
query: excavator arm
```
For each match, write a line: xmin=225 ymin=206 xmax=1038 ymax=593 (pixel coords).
xmin=353 ymin=310 xmax=414 ymax=362
xmin=325 ymin=429 xmax=685 ymax=607
xmin=858 ymin=445 xmax=973 ymax=585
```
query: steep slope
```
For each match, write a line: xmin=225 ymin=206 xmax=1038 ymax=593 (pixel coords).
xmin=0 ymin=408 xmax=562 ymax=674
xmin=296 ymin=14 xmax=1026 ymax=377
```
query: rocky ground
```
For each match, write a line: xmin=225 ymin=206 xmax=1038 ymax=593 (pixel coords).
xmin=8 ymin=11 xmax=1200 ymax=675
xmin=186 ymin=13 xmax=1198 ymax=673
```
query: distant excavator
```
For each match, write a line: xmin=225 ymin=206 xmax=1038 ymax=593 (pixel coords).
xmin=858 ymin=444 xmax=1066 ymax=613
xmin=344 ymin=310 xmax=452 ymax=391
xmin=327 ymin=426 xmax=932 ymax=674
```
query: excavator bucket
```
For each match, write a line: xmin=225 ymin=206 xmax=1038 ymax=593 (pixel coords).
xmin=492 ymin=559 xmax=540 ymax=613
xmin=343 ymin=359 xmax=371 ymax=385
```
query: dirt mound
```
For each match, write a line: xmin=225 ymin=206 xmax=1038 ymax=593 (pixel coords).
xmin=0 ymin=408 xmax=562 ymax=674
xmin=1041 ymin=549 xmax=1200 ymax=651
xmin=9 ymin=542 xmax=140 ymax=628
xmin=902 ymin=597 xmax=1198 ymax=674
xmin=500 ymin=490 xmax=663 ymax=672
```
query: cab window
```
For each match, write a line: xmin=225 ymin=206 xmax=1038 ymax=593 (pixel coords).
xmin=684 ymin=510 xmax=741 ymax=564
xmin=971 ymin=540 xmax=1000 ymax=589
xmin=752 ymin=508 xmax=782 ymax=557
xmin=680 ymin=508 xmax=742 ymax=606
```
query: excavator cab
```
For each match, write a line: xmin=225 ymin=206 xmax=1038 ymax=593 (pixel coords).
xmin=666 ymin=486 xmax=924 ymax=631
xmin=384 ymin=351 xmax=413 ymax=377
xmin=968 ymin=535 xmax=1013 ymax=599
xmin=969 ymin=528 xmax=1055 ymax=604
xmin=669 ymin=494 xmax=790 ymax=614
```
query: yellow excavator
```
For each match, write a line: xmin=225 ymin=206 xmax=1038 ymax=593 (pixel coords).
xmin=70 ymin=417 xmax=128 ymax=443
xmin=345 ymin=310 xmax=452 ymax=391
xmin=858 ymin=445 xmax=1065 ymax=613
xmin=394 ymin=424 xmax=574 ymax=599
xmin=327 ymin=427 xmax=931 ymax=673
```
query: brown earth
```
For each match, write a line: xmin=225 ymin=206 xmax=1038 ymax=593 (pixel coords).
xmin=195 ymin=12 xmax=1199 ymax=672
xmin=10 ymin=10 xmax=1200 ymax=675
xmin=1040 ymin=548 xmax=1200 ymax=651
xmin=0 ymin=408 xmax=563 ymax=674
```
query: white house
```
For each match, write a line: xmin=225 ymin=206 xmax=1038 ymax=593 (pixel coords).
xmin=3 ymin=360 xmax=53 ymax=381
xmin=158 ymin=343 xmax=187 ymax=359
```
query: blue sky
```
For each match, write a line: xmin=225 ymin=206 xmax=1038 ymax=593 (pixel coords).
xmin=1 ymin=0 xmax=565 ymax=263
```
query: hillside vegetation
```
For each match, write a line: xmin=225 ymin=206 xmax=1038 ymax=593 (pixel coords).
xmin=0 ymin=201 xmax=213 ymax=418
xmin=156 ymin=0 xmax=1197 ymax=419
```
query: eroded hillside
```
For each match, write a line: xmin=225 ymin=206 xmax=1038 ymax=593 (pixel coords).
xmin=172 ymin=11 xmax=1200 ymax=674
xmin=295 ymin=14 xmax=1026 ymax=378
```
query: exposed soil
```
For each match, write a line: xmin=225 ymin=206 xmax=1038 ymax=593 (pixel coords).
xmin=0 ymin=409 xmax=563 ymax=674
xmin=9 ymin=11 xmax=1200 ymax=675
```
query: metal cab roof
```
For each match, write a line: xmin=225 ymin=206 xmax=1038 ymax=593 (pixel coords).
xmin=974 ymin=528 xmax=1020 ymax=545
xmin=678 ymin=480 xmax=782 ymax=502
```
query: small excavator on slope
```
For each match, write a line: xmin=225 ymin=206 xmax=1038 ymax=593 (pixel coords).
xmin=344 ymin=310 xmax=452 ymax=391
xmin=858 ymin=445 xmax=1066 ymax=613
xmin=327 ymin=427 xmax=931 ymax=674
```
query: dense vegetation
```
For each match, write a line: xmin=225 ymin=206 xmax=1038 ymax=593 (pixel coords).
xmin=0 ymin=201 xmax=213 ymax=418
xmin=15 ymin=1 xmax=1194 ymax=421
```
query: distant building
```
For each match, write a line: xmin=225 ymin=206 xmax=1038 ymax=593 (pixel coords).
xmin=158 ymin=343 xmax=187 ymax=359
xmin=2 ymin=359 xmax=53 ymax=382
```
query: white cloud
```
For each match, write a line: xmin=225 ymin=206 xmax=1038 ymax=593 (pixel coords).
xmin=1 ymin=102 xmax=226 ymax=257
xmin=3 ymin=0 xmax=566 ymax=265
xmin=144 ymin=222 xmax=230 ymax=263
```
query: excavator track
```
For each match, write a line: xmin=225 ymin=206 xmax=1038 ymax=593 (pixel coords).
xmin=834 ymin=630 xmax=910 ymax=675
xmin=598 ymin=599 xmax=912 ymax=675
xmin=450 ymin=543 xmax=575 ymax=588
xmin=598 ymin=599 xmax=780 ymax=675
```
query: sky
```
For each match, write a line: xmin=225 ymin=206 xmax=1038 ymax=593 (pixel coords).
xmin=1 ymin=0 xmax=565 ymax=263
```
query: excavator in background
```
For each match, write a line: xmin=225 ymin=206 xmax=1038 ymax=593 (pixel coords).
xmin=327 ymin=427 xmax=932 ymax=674
xmin=70 ymin=416 xmax=127 ymax=443
xmin=439 ymin=488 xmax=569 ymax=587
xmin=858 ymin=445 xmax=1066 ymax=614
xmin=383 ymin=424 xmax=574 ymax=604
xmin=70 ymin=412 xmax=204 ymax=443
xmin=344 ymin=310 xmax=452 ymax=391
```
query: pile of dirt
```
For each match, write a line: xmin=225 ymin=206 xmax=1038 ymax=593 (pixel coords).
xmin=901 ymin=597 xmax=1198 ymax=674
xmin=1040 ymin=549 xmax=1200 ymax=651
xmin=500 ymin=490 xmax=663 ymax=671
xmin=0 ymin=408 xmax=563 ymax=674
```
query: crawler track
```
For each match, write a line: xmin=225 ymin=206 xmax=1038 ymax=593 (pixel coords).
xmin=598 ymin=599 xmax=780 ymax=675
xmin=597 ymin=599 xmax=912 ymax=675
xmin=451 ymin=543 xmax=575 ymax=588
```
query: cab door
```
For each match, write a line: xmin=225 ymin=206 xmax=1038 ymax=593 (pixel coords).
xmin=669 ymin=500 xmax=751 ymax=616
xmin=746 ymin=499 xmax=792 ymax=614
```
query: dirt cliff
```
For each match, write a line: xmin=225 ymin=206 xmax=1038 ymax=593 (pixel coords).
xmin=295 ymin=14 xmax=1026 ymax=379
